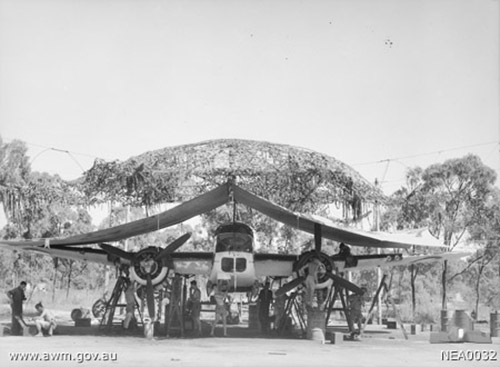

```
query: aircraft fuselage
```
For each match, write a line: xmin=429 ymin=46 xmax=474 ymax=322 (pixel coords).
xmin=208 ymin=222 xmax=257 ymax=291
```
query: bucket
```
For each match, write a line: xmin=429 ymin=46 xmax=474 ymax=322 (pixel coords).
xmin=306 ymin=309 xmax=326 ymax=340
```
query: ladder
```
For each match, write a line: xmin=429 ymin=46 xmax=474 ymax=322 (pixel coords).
xmin=361 ymin=274 xmax=408 ymax=339
xmin=99 ymin=276 xmax=143 ymax=331
xmin=277 ymin=291 xmax=307 ymax=336
xmin=324 ymin=284 xmax=356 ymax=334
xmin=165 ymin=274 xmax=184 ymax=337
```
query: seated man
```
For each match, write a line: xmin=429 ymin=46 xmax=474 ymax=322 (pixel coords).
xmin=34 ymin=302 xmax=57 ymax=337
xmin=338 ymin=243 xmax=358 ymax=268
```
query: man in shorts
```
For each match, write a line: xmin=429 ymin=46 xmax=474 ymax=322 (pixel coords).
xmin=210 ymin=279 xmax=229 ymax=337
xmin=34 ymin=302 xmax=57 ymax=337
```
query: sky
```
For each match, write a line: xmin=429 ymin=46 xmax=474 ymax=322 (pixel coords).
xmin=0 ymin=0 xmax=499 ymax=196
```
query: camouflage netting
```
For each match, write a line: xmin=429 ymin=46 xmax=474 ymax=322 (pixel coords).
xmin=78 ymin=139 xmax=385 ymax=217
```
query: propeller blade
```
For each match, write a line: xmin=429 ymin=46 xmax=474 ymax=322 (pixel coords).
xmin=326 ymin=272 xmax=363 ymax=294
xmin=314 ymin=223 xmax=322 ymax=256
xmin=146 ymin=274 xmax=155 ymax=319
xmin=155 ymin=233 xmax=192 ymax=261
xmin=275 ymin=276 xmax=305 ymax=297
xmin=162 ymin=255 xmax=174 ymax=269
xmin=99 ymin=243 xmax=135 ymax=261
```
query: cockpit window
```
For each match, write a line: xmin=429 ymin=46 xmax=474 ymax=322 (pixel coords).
xmin=235 ymin=258 xmax=246 ymax=272
xmin=221 ymin=258 xmax=234 ymax=272
xmin=215 ymin=233 xmax=253 ymax=253
xmin=221 ymin=257 xmax=247 ymax=273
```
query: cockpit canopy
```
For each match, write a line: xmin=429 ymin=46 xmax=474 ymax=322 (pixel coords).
xmin=214 ymin=223 xmax=254 ymax=253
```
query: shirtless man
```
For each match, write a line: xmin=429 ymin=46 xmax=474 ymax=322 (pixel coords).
xmin=34 ymin=302 xmax=57 ymax=337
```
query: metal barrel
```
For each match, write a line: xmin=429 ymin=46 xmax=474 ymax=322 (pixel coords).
xmin=440 ymin=310 xmax=448 ymax=332
xmin=70 ymin=308 xmax=90 ymax=321
xmin=491 ymin=311 xmax=499 ymax=337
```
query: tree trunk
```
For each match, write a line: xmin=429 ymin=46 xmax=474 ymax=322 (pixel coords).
xmin=441 ymin=260 xmax=448 ymax=310
xmin=12 ymin=251 xmax=19 ymax=287
xmin=52 ymin=258 xmax=58 ymax=303
xmin=410 ymin=264 xmax=417 ymax=321
xmin=66 ymin=260 xmax=73 ymax=299
xmin=475 ymin=261 xmax=486 ymax=319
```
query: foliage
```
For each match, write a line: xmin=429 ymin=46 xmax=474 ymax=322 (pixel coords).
xmin=382 ymin=154 xmax=499 ymax=314
xmin=78 ymin=139 xmax=384 ymax=216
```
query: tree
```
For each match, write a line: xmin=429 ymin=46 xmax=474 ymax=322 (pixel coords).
xmin=0 ymin=136 xmax=96 ymax=294
xmin=381 ymin=166 xmax=435 ymax=320
xmin=450 ymin=187 xmax=500 ymax=315
xmin=387 ymin=155 xmax=497 ymax=310
xmin=0 ymin=138 xmax=31 ymax=228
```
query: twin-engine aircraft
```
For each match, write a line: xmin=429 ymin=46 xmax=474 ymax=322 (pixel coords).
xmin=0 ymin=181 xmax=467 ymax=320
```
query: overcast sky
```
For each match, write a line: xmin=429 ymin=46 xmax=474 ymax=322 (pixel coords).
xmin=1 ymin=0 xmax=498 ymax=195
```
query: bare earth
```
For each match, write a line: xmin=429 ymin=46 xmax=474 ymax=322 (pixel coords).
xmin=1 ymin=321 xmax=499 ymax=367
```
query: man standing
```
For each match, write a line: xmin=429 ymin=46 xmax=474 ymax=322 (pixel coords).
xmin=189 ymin=280 xmax=202 ymax=336
xmin=258 ymin=280 xmax=273 ymax=334
xmin=34 ymin=302 xmax=57 ymax=337
xmin=210 ymin=279 xmax=229 ymax=337
xmin=123 ymin=279 xmax=137 ymax=330
xmin=348 ymin=287 xmax=367 ymax=337
xmin=6 ymin=281 xmax=27 ymax=336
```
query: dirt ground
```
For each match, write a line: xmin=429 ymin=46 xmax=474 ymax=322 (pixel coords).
xmin=1 ymin=318 xmax=499 ymax=367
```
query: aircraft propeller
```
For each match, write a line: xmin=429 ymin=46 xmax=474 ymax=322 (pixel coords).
xmin=275 ymin=230 xmax=363 ymax=297
xmin=99 ymin=244 xmax=135 ymax=261
xmin=155 ymin=233 xmax=192 ymax=268
xmin=275 ymin=276 xmax=305 ymax=297
xmin=99 ymin=232 xmax=192 ymax=319
xmin=275 ymin=270 xmax=362 ymax=297
xmin=324 ymin=272 xmax=363 ymax=294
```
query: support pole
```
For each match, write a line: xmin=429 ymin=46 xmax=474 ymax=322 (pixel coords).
xmin=374 ymin=179 xmax=382 ymax=324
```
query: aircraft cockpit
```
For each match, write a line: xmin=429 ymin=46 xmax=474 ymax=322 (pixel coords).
xmin=214 ymin=223 xmax=254 ymax=253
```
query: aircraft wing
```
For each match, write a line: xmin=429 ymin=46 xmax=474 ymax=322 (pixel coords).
xmin=170 ymin=252 xmax=213 ymax=275
xmin=0 ymin=241 xmax=214 ymax=274
xmin=254 ymin=253 xmax=298 ymax=277
xmin=334 ymin=251 xmax=470 ymax=272
xmin=253 ymin=251 xmax=469 ymax=278
xmin=1 ymin=245 xmax=114 ymax=265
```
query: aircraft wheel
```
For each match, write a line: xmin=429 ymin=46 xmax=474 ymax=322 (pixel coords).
xmin=92 ymin=299 xmax=107 ymax=319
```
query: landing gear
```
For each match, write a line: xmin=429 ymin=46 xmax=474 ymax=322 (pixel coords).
xmin=277 ymin=250 xmax=365 ymax=339
xmin=98 ymin=275 xmax=144 ymax=332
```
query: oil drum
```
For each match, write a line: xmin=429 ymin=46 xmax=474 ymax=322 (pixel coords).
xmin=491 ymin=311 xmax=499 ymax=337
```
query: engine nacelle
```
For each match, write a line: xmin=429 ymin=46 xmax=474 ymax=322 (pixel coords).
xmin=130 ymin=247 xmax=168 ymax=286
